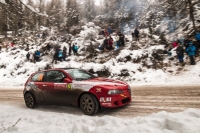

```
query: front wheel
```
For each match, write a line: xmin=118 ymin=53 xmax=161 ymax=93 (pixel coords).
xmin=24 ymin=92 xmax=37 ymax=108
xmin=80 ymin=93 xmax=99 ymax=115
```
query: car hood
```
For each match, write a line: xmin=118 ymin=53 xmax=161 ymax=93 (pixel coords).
xmin=89 ymin=77 xmax=127 ymax=85
xmin=72 ymin=77 xmax=128 ymax=91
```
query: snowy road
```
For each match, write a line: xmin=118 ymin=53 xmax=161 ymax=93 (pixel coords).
xmin=0 ymin=85 xmax=200 ymax=117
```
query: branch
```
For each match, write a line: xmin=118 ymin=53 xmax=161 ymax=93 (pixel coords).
xmin=12 ymin=118 xmax=21 ymax=127
xmin=191 ymin=1 xmax=200 ymax=7
xmin=0 ymin=118 xmax=21 ymax=133
xmin=17 ymin=0 xmax=48 ymax=17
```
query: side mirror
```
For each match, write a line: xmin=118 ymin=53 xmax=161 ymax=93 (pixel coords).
xmin=64 ymin=78 xmax=72 ymax=83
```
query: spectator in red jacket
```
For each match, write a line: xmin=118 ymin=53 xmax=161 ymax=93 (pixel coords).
xmin=104 ymin=29 xmax=109 ymax=37
xmin=172 ymin=41 xmax=178 ymax=48
xmin=107 ymin=36 xmax=113 ymax=50
xmin=11 ymin=41 xmax=15 ymax=47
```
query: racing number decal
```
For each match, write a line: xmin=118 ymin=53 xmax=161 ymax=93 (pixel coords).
xmin=67 ymin=84 xmax=72 ymax=90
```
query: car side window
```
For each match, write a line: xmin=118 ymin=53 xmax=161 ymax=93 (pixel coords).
xmin=44 ymin=71 xmax=66 ymax=82
xmin=31 ymin=72 xmax=44 ymax=82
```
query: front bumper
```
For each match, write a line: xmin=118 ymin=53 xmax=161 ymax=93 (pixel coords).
xmin=99 ymin=90 xmax=131 ymax=107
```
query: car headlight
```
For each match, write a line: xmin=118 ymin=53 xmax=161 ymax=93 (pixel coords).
xmin=108 ymin=90 xmax=123 ymax=95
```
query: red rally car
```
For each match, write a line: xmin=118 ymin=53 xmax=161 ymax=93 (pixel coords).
xmin=23 ymin=68 xmax=132 ymax=115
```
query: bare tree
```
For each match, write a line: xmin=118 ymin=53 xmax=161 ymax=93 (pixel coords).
xmin=46 ymin=0 xmax=64 ymax=31
xmin=167 ymin=0 xmax=200 ymax=32
xmin=84 ymin=0 xmax=96 ymax=21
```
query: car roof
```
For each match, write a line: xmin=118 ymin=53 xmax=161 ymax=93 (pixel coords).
xmin=47 ymin=68 xmax=77 ymax=71
xmin=35 ymin=68 xmax=77 ymax=73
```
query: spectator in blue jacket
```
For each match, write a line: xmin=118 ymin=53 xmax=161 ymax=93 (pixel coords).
xmin=186 ymin=40 xmax=196 ymax=65
xmin=107 ymin=27 xmax=112 ymax=35
xmin=73 ymin=43 xmax=78 ymax=55
xmin=34 ymin=50 xmax=40 ymax=63
xmin=58 ymin=49 xmax=63 ymax=61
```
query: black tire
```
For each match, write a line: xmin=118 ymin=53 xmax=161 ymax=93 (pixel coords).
xmin=80 ymin=93 xmax=99 ymax=115
xmin=24 ymin=92 xmax=37 ymax=108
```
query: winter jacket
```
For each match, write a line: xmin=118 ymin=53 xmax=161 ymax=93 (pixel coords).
xmin=172 ymin=42 xmax=178 ymax=48
xmin=102 ymin=38 xmax=109 ymax=48
xmin=195 ymin=33 xmax=200 ymax=41
xmin=26 ymin=53 xmax=30 ymax=58
xmin=73 ymin=45 xmax=78 ymax=51
xmin=186 ymin=44 xmax=196 ymax=56
xmin=107 ymin=28 xmax=112 ymax=34
xmin=119 ymin=33 xmax=125 ymax=40
xmin=176 ymin=46 xmax=184 ymax=56
xmin=68 ymin=45 xmax=72 ymax=56
xmin=134 ymin=29 xmax=139 ymax=37
xmin=104 ymin=30 xmax=109 ymax=37
xmin=35 ymin=51 xmax=40 ymax=57
xmin=63 ymin=47 xmax=67 ymax=56
xmin=108 ymin=37 xmax=113 ymax=46
xmin=194 ymin=41 xmax=200 ymax=49
xmin=54 ymin=49 xmax=59 ymax=59
xmin=58 ymin=50 xmax=63 ymax=57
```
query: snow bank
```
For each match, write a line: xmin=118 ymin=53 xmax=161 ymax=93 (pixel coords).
xmin=0 ymin=104 xmax=200 ymax=133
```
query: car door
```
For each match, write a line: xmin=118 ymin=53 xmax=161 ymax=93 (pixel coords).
xmin=42 ymin=70 xmax=73 ymax=105
xmin=30 ymin=72 xmax=46 ymax=104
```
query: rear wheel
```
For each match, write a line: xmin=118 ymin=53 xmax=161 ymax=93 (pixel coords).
xmin=80 ymin=93 xmax=99 ymax=115
xmin=24 ymin=93 xmax=37 ymax=108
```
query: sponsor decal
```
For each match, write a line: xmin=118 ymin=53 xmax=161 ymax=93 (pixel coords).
xmin=73 ymin=84 xmax=82 ymax=88
xmin=54 ymin=83 xmax=67 ymax=90
xmin=100 ymin=97 xmax=106 ymax=102
xmin=102 ymin=103 xmax=112 ymax=106
xmin=67 ymin=83 xmax=72 ymax=90
xmin=96 ymin=88 xmax=102 ymax=93
xmin=100 ymin=97 xmax=112 ymax=102
xmin=106 ymin=97 xmax=112 ymax=102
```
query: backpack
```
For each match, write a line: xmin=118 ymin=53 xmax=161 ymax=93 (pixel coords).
xmin=195 ymin=33 xmax=200 ymax=41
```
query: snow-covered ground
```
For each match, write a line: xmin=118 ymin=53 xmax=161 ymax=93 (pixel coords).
xmin=0 ymin=103 xmax=200 ymax=133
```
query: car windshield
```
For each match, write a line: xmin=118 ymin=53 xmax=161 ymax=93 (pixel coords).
xmin=64 ymin=69 xmax=96 ymax=81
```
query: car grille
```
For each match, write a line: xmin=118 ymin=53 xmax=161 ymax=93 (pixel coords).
xmin=121 ymin=98 xmax=130 ymax=104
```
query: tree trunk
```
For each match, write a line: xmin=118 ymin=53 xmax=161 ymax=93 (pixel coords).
xmin=187 ymin=0 xmax=196 ymax=32
xmin=3 ymin=6 xmax=8 ymax=38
